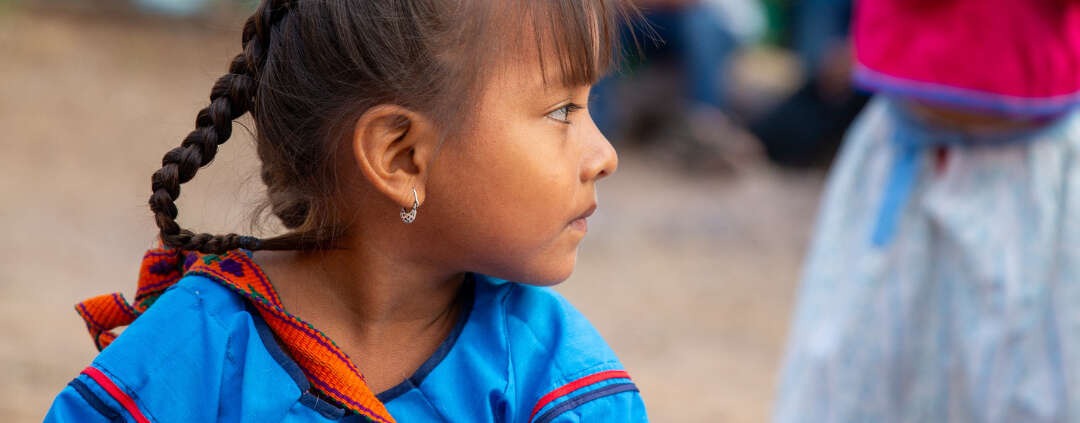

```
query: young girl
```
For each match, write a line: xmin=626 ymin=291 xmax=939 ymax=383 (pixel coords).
xmin=776 ymin=0 xmax=1080 ymax=422
xmin=44 ymin=1 xmax=648 ymax=422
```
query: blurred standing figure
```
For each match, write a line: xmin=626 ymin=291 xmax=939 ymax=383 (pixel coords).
xmin=776 ymin=1 xmax=1080 ymax=422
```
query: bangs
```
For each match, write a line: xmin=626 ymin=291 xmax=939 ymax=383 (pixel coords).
xmin=486 ymin=0 xmax=644 ymax=87
xmin=403 ymin=0 xmax=645 ymax=136
xmin=532 ymin=0 xmax=632 ymax=86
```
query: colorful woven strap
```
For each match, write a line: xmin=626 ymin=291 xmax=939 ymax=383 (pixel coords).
xmin=75 ymin=247 xmax=395 ymax=423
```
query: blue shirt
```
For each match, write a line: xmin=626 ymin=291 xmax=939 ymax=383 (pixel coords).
xmin=46 ymin=273 xmax=648 ymax=422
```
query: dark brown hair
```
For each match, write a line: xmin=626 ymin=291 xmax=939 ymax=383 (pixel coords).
xmin=149 ymin=0 xmax=641 ymax=254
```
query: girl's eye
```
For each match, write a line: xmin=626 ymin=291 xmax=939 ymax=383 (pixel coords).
xmin=546 ymin=103 xmax=583 ymax=124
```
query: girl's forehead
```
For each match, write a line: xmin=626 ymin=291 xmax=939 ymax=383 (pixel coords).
xmin=482 ymin=41 xmax=592 ymax=101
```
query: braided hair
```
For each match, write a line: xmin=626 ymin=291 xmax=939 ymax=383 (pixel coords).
xmin=149 ymin=0 xmax=318 ymax=253
xmin=148 ymin=0 xmax=638 ymax=254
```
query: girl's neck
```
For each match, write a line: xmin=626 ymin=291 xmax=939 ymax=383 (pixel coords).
xmin=253 ymin=243 xmax=466 ymax=393
xmin=270 ymin=248 xmax=463 ymax=323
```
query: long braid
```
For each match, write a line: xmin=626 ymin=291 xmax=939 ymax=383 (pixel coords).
xmin=148 ymin=1 xmax=287 ymax=254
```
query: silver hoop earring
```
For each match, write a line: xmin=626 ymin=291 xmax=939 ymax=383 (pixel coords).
xmin=400 ymin=188 xmax=419 ymax=224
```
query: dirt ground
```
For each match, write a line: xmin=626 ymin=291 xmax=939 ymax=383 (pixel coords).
xmin=0 ymin=8 xmax=825 ymax=422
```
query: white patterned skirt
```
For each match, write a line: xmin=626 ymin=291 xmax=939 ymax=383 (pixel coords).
xmin=775 ymin=97 xmax=1080 ymax=423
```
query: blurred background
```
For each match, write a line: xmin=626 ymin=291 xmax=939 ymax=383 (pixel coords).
xmin=0 ymin=0 xmax=865 ymax=421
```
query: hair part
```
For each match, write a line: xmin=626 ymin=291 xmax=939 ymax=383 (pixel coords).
xmin=149 ymin=0 xmax=641 ymax=254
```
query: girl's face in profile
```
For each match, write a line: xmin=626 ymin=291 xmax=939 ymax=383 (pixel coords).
xmin=422 ymin=42 xmax=618 ymax=286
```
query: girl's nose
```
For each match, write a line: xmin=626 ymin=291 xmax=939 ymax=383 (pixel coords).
xmin=580 ymin=114 xmax=618 ymax=182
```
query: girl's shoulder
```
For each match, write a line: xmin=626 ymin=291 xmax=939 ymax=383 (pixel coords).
xmin=494 ymin=279 xmax=647 ymax=422
xmin=479 ymin=276 xmax=624 ymax=371
xmin=399 ymin=275 xmax=647 ymax=422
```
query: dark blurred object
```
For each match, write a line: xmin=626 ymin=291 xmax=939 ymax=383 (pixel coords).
xmin=750 ymin=79 xmax=869 ymax=167
xmin=748 ymin=0 xmax=868 ymax=168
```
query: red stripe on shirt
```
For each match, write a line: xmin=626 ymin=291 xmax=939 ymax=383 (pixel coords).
xmin=529 ymin=370 xmax=631 ymax=422
xmin=81 ymin=366 xmax=151 ymax=423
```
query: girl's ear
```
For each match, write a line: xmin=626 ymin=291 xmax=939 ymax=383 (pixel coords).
xmin=351 ymin=105 xmax=439 ymax=209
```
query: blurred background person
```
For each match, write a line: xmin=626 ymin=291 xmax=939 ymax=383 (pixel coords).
xmin=776 ymin=0 xmax=1080 ymax=422
xmin=748 ymin=0 xmax=869 ymax=167
xmin=591 ymin=0 xmax=767 ymax=172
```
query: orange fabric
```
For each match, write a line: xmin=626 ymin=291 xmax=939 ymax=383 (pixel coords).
xmin=75 ymin=293 xmax=133 ymax=350
xmin=75 ymin=249 xmax=185 ymax=350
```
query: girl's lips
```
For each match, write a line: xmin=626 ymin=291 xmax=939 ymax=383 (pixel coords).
xmin=569 ymin=204 xmax=596 ymax=233
xmin=570 ymin=217 xmax=588 ymax=232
